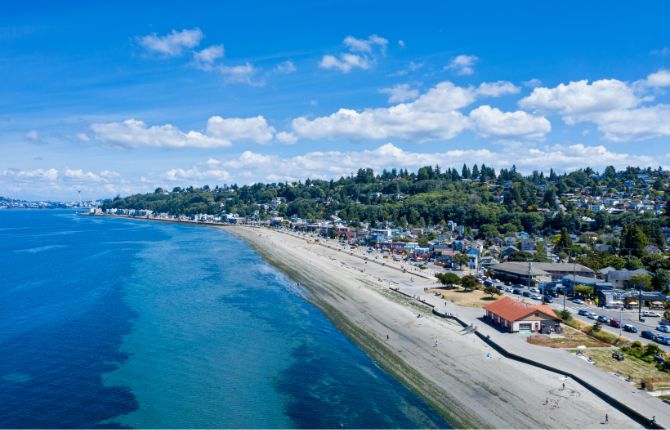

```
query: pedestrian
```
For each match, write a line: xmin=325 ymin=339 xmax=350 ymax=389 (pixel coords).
xmin=386 ymin=334 xmax=389 ymax=341
xmin=562 ymin=382 xmax=565 ymax=390
xmin=605 ymin=413 xmax=608 ymax=423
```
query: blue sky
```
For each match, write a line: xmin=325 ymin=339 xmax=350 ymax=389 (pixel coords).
xmin=2 ymin=1 xmax=670 ymax=200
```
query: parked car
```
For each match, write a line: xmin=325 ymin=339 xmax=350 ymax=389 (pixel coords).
xmin=587 ymin=312 xmax=598 ymax=320
xmin=522 ymin=291 xmax=531 ymax=297
xmin=530 ymin=288 xmax=540 ymax=294
xmin=578 ymin=309 xmax=590 ymax=317
xmin=597 ymin=315 xmax=610 ymax=324
xmin=543 ymin=295 xmax=553 ymax=303
xmin=504 ymin=287 xmax=513 ymax=293
xmin=572 ymin=298 xmax=585 ymax=305
xmin=531 ymin=293 xmax=542 ymax=300
xmin=643 ymin=310 xmax=661 ymax=317
xmin=609 ymin=319 xmax=621 ymax=328
xmin=484 ymin=280 xmax=493 ymax=287
xmin=495 ymin=285 xmax=504 ymax=291
xmin=656 ymin=325 xmax=670 ymax=333
xmin=622 ymin=324 xmax=638 ymax=333
xmin=641 ymin=330 xmax=656 ymax=340
xmin=659 ymin=337 xmax=670 ymax=346
xmin=512 ymin=288 xmax=521 ymax=295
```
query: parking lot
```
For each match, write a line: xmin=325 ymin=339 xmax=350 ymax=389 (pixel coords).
xmin=486 ymin=278 xmax=670 ymax=352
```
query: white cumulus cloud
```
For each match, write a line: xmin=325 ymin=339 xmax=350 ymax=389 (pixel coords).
xmin=320 ymin=34 xmax=387 ymax=73
xmin=274 ymin=60 xmax=297 ymax=74
xmin=469 ymin=105 xmax=550 ymax=139
xmin=519 ymin=78 xmax=639 ymax=121
xmin=288 ymin=80 xmax=542 ymax=143
xmin=445 ymin=54 xmax=478 ymax=76
xmin=206 ymin=116 xmax=275 ymax=144
xmin=138 ymin=28 xmax=203 ymax=56
xmin=519 ymin=72 xmax=670 ymax=141
xmin=91 ymin=119 xmax=231 ymax=149
xmin=379 ymin=83 xmax=420 ymax=103
xmin=194 ymin=44 xmax=224 ymax=69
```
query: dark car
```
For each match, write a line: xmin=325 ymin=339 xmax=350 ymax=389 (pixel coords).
xmin=512 ymin=288 xmax=522 ymax=295
xmin=522 ymin=291 xmax=531 ymax=297
xmin=597 ymin=315 xmax=610 ymax=324
xmin=578 ymin=309 xmax=590 ymax=316
xmin=641 ymin=330 xmax=656 ymax=340
xmin=609 ymin=319 xmax=620 ymax=328
xmin=623 ymin=324 xmax=638 ymax=333
xmin=543 ymin=295 xmax=553 ymax=303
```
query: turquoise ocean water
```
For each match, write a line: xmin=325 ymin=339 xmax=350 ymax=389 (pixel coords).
xmin=0 ymin=210 xmax=450 ymax=428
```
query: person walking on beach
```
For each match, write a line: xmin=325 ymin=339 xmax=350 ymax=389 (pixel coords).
xmin=605 ymin=413 xmax=608 ymax=423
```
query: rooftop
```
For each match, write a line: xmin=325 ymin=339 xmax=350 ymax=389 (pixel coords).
xmin=484 ymin=296 xmax=558 ymax=322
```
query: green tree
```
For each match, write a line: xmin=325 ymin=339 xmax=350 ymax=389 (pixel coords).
xmin=436 ymin=272 xmax=460 ymax=288
xmin=453 ymin=253 xmax=469 ymax=270
xmin=652 ymin=269 xmax=670 ymax=291
xmin=460 ymin=275 xmax=479 ymax=291
xmin=484 ymin=285 xmax=502 ymax=298
xmin=627 ymin=273 xmax=653 ymax=291
xmin=556 ymin=227 xmax=572 ymax=251
xmin=575 ymin=285 xmax=595 ymax=297
xmin=620 ymin=223 xmax=648 ymax=257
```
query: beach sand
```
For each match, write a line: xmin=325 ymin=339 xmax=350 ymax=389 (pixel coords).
xmin=221 ymin=226 xmax=640 ymax=429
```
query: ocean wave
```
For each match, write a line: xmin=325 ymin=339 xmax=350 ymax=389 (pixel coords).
xmin=14 ymin=244 xmax=68 ymax=254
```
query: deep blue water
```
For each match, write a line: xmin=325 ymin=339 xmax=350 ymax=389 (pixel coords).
xmin=0 ymin=210 xmax=450 ymax=428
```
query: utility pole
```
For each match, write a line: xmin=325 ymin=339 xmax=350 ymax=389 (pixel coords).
xmin=639 ymin=281 xmax=643 ymax=322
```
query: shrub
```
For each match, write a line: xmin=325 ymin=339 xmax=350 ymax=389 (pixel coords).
xmin=558 ymin=309 xmax=572 ymax=321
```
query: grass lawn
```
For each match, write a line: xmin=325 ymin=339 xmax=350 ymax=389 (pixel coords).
xmin=528 ymin=326 xmax=608 ymax=348
xmin=568 ymin=348 xmax=670 ymax=390
xmin=427 ymin=288 xmax=500 ymax=308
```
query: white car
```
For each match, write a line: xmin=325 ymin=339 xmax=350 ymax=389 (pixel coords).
xmin=643 ymin=310 xmax=661 ymax=317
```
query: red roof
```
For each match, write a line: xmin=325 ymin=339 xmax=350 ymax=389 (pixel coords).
xmin=484 ymin=296 xmax=558 ymax=322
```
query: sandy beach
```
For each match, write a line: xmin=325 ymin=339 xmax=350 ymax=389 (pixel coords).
xmin=220 ymin=225 xmax=640 ymax=429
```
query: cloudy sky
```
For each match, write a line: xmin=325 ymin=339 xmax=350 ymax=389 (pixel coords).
xmin=2 ymin=1 xmax=670 ymax=200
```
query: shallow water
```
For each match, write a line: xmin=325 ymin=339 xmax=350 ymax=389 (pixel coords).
xmin=0 ymin=210 xmax=450 ymax=428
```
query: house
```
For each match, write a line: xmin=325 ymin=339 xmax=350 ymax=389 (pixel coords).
xmin=604 ymin=268 xmax=651 ymax=289
xmin=466 ymin=248 xmax=479 ymax=270
xmin=484 ymin=297 xmax=562 ymax=333
xmin=519 ymin=238 xmax=537 ymax=253
xmin=500 ymin=245 xmax=519 ymax=259
xmin=480 ymin=256 xmax=500 ymax=269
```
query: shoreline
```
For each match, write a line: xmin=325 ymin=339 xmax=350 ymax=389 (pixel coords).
xmin=219 ymin=225 xmax=640 ymax=429
xmin=86 ymin=214 xmax=648 ymax=428
xmin=220 ymin=227 xmax=475 ymax=428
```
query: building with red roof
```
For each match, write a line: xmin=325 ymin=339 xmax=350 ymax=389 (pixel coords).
xmin=484 ymin=296 xmax=562 ymax=334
